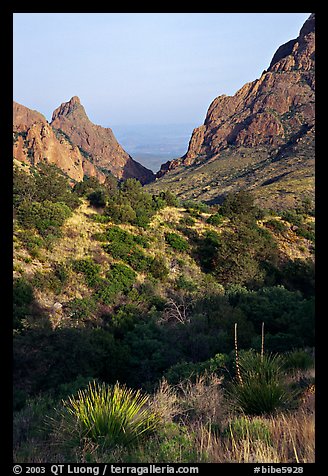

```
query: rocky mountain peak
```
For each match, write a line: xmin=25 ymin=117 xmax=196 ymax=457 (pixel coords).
xmin=50 ymin=96 xmax=154 ymax=184
xmin=51 ymin=95 xmax=85 ymax=122
xmin=153 ymin=14 xmax=315 ymax=210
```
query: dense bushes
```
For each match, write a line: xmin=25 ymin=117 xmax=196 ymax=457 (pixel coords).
xmin=14 ymin=164 xmax=80 ymax=251
xmin=79 ymin=176 xmax=179 ymax=228
xmin=17 ymin=200 xmax=72 ymax=237
xmin=13 ymin=178 xmax=315 ymax=418
xmin=165 ymin=232 xmax=189 ymax=251
xmin=197 ymin=223 xmax=278 ymax=287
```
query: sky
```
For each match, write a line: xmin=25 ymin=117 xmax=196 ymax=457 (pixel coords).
xmin=13 ymin=13 xmax=311 ymax=128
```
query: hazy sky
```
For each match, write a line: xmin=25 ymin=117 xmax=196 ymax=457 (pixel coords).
xmin=13 ymin=13 xmax=310 ymax=127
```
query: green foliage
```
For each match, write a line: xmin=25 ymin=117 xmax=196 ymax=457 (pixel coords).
xmin=165 ymin=232 xmax=189 ymax=251
xmin=228 ymin=351 xmax=289 ymax=415
xmin=224 ymin=416 xmax=271 ymax=443
xmin=72 ymin=258 xmax=102 ymax=287
xmin=227 ymin=286 xmax=314 ymax=350
xmin=88 ymin=189 xmax=109 ymax=208
xmin=206 ymin=213 xmax=224 ymax=226
xmin=279 ymin=259 xmax=315 ymax=297
xmin=34 ymin=163 xmax=81 ymax=209
xmin=66 ymin=298 xmax=98 ymax=320
xmin=164 ymin=353 xmax=228 ymax=385
xmin=16 ymin=230 xmax=44 ymax=258
xmin=131 ymin=422 xmax=200 ymax=463
xmin=17 ymin=200 xmax=72 ymax=237
xmin=73 ymin=176 xmax=105 ymax=197
xmin=181 ymin=200 xmax=210 ymax=213
xmin=265 ymin=219 xmax=287 ymax=233
xmin=13 ymin=167 xmax=37 ymax=208
xmin=220 ymin=191 xmax=258 ymax=221
xmin=13 ymin=328 xmax=131 ymax=396
xmin=283 ymin=350 xmax=314 ymax=372
xmin=13 ymin=278 xmax=34 ymax=330
xmin=100 ymin=227 xmax=151 ymax=272
xmin=61 ymin=381 xmax=160 ymax=447
xmin=180 ymin=216 xmax=196 ymax=226
xmin=154 ymin=191 xmax=179 ymax=208
xmin=197 ymin=223 xmax=278 ymax=287
xmin=281 ymin=210 xmax=303 ymax=227
xmin=149 ymin=256 xmax=169 ymax=280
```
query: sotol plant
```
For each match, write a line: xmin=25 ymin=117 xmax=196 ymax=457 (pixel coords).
xmin=228 ymin=324 xmax=289 ymax=415
xmin=61 ymin=381 xmax=160 ymax=447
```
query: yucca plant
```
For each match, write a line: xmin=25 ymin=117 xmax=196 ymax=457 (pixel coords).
xmin=62 ymin=380 xmax=160 ymax=447
xmin=228 ymin=324 xmax=289 ymax=416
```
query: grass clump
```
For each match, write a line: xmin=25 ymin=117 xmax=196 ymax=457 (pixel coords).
xmin=224 ymin=416 xmax=271 ymax=444
xmin=60 ymin=381 xmax=160 ymax=448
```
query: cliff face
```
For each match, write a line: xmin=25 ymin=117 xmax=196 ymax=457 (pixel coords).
xmin=13 ymin=97 xmax=155 ymax=184
xmin=157 ymin=14 xmax=315 ymax=177
xmin=13 ymin=101 xmax=105 ymax=182
xmin=51 ymin=96 xmax=154 ymax=184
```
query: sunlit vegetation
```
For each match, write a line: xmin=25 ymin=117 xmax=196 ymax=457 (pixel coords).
xmin=13 ymin=166 xmax=315 ymax=463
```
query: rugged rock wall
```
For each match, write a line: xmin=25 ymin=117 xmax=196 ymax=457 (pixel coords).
xmin=13 ymin=97 xmax=155 ymax=184
xmin=51 ymin=96 xmax=154 ymax=184
xmin=157 ymin=14 xmax=315 ymax=177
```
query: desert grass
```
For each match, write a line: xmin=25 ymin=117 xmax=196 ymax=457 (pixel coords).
xmin=195 ymin=409 xmax=315 ymax=463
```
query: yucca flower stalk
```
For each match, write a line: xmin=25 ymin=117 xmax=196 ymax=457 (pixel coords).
xmin=228 ymin=350 xmax=289 ymax=415
xmin=62 ymin=380 xmax=160 ymax=447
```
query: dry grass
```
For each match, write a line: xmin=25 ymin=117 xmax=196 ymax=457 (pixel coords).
xmin=150 ymin=376 xmax=315 ymax=463
xmin=195 ymin=410 xmax=315 ymax=463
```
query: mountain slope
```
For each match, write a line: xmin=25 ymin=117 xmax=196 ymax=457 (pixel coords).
xmin=51 ymin=96 xmax=154 ymax=184
xmin=151 ymin=14 xmax=315 ymax=209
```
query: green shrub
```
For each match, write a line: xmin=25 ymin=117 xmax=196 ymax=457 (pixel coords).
xmin=31 ymin=270 xmax=63 ymax=295
xmin=182 ymin=200 xmax=210 ymax=213
xmin=206 ymin=214 xmax=224 ymax=226
xmin=227 ymin=351 xmax=289 ymax=415
xmin=18 ymin=230 xmax=45 ymax=257
xmin=72 ymin=259 xmax=101 ymax=287
xmin=264 ymin=219 xmax=287 ymax=233
xmin=108 ymin=263 xmax=137 ymax=290
xmin=281 ymin=210 xmax=303 ymax=227
xmin=165 ymin=232 xmax=189 ymax=251
xmin=180 ymin=216 xmax=196 ymax=226
xmin=224 ymin=416 xmax=271 ymax=443
xmin=88 ymin=189 xmax=108 ymax=208
xmin=131 ymin=422 xmax=200 ymax=463
xmin=149 ymin=256 xmax=169 ymax=280
xmin=17 ymin=200 xmax=71 ymax=236
xmin=66 ymin=297 xmax=98 ymax=320
xmin=61 ymin=381 xmax=160 ymax=447
xmin=13 ymin=277 xmax=34 ymax=329
xmin=283 ymin=350 xmax=314 ymax=372
xmin=220 ymin=191 xmax=257 ymax=221
xmin=164 ymin=354 xmax=228 ymax=385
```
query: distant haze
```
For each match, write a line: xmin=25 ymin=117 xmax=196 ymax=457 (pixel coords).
xmin=112 ymin=123 xmax=195 ymax=172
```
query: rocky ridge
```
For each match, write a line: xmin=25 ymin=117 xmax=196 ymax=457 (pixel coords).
xmin=156 ymin=13 xmax=315 ymax=200
xmin=13 ymin=98 xmax=154 ymax=184
xmin=51 ymin=96 xmax=154 ymax=184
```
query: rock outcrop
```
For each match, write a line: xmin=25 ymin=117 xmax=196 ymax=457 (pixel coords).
xmin=13 ymin=101 xmax=104 ymax=182
xmin=51 ymin=96 xmax=154 ymax=184
xmin=157 ymin=13 xmax=315 ymax=177
xmin=13 ymin=97 xmax=155 ymax=185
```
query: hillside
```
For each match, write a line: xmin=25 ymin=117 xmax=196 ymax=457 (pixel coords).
xmin=149 ymin=14 xmax=315 ymax=210
xmin=13 ymin=163 xmax=314 ymax=462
